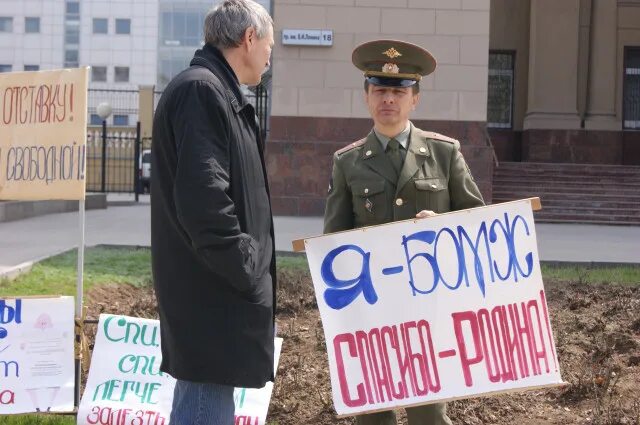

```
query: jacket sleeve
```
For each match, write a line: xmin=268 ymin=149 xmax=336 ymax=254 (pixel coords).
xmin=172 ymin=80 xmax=258 ymax=294
xmin=449 ymin=142 xmax=486 ymax=211
xmin=323 ymin=153 xmax=354 ymax=233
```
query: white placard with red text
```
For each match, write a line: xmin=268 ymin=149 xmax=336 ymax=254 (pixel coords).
xmin=77 ymin=314 xmax=282 ymax=425
xmin=303 ymin=199 xmax=563 ymax=416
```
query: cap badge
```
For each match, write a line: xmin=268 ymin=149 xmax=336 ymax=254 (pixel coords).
xmin=382 ymin=63 xmax=400 ymax=74
xmin=382 ymin=47 xmax=402 ymax=59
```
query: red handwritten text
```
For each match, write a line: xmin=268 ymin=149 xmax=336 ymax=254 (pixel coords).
xmin=86 ymin=405 xmax=167 ymax=425
xmin=2 ymin=84 xmax=75 ymax=125
xmin=452 ymin=290 xmax=557 ymax=387
xmin=333 ymin=319 xmax=441 ymax=408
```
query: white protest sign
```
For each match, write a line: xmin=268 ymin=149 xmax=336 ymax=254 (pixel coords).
xmin=303 ymin=199 xmax=564 ymax=416
xmin=0 ymin=68 xmax=88 ymax=201
xmin=0 ymin=296 xmax=75 ymax=414
xmin=78 ymin=314 xmax=282 ymax=425
xmin=78 ymin=315 xmax=173 ymax=424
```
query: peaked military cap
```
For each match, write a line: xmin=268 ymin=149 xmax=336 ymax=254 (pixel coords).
xmin=352 ymin=39 xmax=437 ymax=87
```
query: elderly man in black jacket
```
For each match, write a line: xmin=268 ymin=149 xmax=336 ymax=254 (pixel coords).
xmin=150 ymin=1 xmax=275 ymax=423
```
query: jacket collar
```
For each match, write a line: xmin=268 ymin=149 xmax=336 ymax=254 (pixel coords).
xmin=190 ymin=44 xmax=250 ymax=113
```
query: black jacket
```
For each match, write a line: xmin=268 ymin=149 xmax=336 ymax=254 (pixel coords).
xmin=151 ymin=44 xmax=276 ymax=388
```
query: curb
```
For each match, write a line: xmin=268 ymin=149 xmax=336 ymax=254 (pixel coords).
xmin=0 ymin=247 xmax=76 ymax=281
xmin=0 ymin=194 xmax=107 ymax=223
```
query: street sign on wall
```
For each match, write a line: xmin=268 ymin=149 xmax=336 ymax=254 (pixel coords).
xmin=282 ymin=29 xmax=333 ymax=46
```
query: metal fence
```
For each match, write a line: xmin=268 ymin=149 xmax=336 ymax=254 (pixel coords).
xmin=88 ymin=88 xmax=139 ymax=125
xmin=86 ymin=124 xmax=146 ymax=194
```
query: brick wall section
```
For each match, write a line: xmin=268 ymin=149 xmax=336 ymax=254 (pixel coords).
xmin=267 ymin=116 xmax=494 ymax=216
xmin=522 ymin=130 xmax=626 ymax=164
xmin=489 ymin=129 xmax=522 ymax=162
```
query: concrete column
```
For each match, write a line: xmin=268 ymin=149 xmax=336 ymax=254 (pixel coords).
xmin=138 ymin=85 xmax=155 ymax=140
xmin=524 ymin=0 xmax=581 ymax=130
xmin=585 ymin=0 xmax=619 ymax=130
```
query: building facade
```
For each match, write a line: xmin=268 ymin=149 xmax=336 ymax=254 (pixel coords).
xmin=0 ymin=0 xmax=65 ymax=72
xmin=267 ymin=0 xmax=494 ymax=215
xmin=488 ymin=0 xmax=640 ymax=165
xmin=0 ymin=0 xmax=271 ymax=126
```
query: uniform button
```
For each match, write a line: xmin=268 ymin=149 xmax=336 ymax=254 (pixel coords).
xmin=364 ymin=188 xmax=369 ymax=194
xmin=419 ymin=147 xmax=427 ymax=153
xmin=365 ymin=150 xmax=372 ymax=156
xmin=431 ymin=184 xmax=437 ymax=189
xmin=395 ymin=198 xmax=403 ymax=206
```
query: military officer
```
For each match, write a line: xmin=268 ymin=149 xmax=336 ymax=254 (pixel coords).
xmin=323 ymin=39 xmax=485 ymax=425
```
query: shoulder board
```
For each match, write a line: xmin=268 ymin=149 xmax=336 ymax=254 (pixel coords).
xmin=423 ymin=131 xmax=459 ymax=144
xmin=335 ymin=138 xmax=366 ymax=156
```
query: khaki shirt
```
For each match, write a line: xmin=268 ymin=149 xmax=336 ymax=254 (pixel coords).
xmin=324 ymin=123 xmax=485 ymax=233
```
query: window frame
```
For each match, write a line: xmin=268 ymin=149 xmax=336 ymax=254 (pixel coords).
xmin=115 ymin=18 xmax=131 ymax=35
xmin=487 ymin=50 xmax=516 ymax=130
xmin=113 ymin=114 xmax=129 ymax=126
xmin=25 ymin=17 xmax=40 ymax=33
xmin=92 ymin=18 xmax=108 ymax=34
xmin=623 ymin=46 xmax=640 ymax=130
xmin=114 ymin=66 xmax=130 ymax=83
xmin=0 ymin=17 xmax=13 ymax=33
xmin=91 ymin=66 xmax=107 ymax=82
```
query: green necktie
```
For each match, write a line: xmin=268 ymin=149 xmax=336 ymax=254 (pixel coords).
xmin=386 ymin=138 xmax=403 ymax=177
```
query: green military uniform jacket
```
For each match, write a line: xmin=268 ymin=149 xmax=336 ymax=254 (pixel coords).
xmin=324 ymin=123 xmax=485 ymax=233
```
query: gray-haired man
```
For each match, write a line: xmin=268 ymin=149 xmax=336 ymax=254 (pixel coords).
xmin=151 ymin=1 xmax=275 ymax=423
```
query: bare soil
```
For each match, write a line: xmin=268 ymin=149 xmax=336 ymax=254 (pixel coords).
xmin=83 ymin=268 xmax=640 ymax=425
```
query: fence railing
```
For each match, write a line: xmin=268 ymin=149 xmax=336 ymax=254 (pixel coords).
xmin=86 ymin=124 xmax=149 ymax=194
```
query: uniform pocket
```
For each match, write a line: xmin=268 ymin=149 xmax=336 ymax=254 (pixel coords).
xmin=414 ymin=178 xmax=450 ymax=213
xmin=351 ymin=180 xmax=388 ymax=225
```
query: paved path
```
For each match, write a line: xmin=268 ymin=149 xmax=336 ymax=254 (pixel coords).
xmin=1 ymin=197 xmax=638 ymax=277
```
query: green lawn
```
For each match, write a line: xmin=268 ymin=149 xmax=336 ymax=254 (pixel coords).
xmin=3 ymin=247 xmax=637 ymax=300
xmin=541 ymin=262 xmax=640 ymax=285
xmin=1 ymin=415 xmax=75 ymax=425
xmin=0 ymin=247 xmax=638 ymax=424
xmin=0 ymin=246 xmax=152 ymax=297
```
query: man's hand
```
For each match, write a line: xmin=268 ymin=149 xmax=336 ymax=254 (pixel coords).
xmin=416 ymin=210 xmax=437 ymax=219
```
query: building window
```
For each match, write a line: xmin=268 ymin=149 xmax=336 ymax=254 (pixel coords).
xmin=24 ymin=65 xmax=39 ymax=71
xmin=623 ymin=47 xmax=640 ymax=130
xmin=114 ymin=66 xmax=129 ymax=83
xmin=65 ymin=49 xmax=78 ymax=63
xmin=113 ymin=115 xmax=129 ymax=126
xmin=487 ymin=51 xmax=515 ymax=129
xmin=0 ymin=17 xmax=12 ymax=32
xmin=93 ymin=18 xmax=108 ymax=34
xmin=92 ymin=66 xmax=107 ymax=82
xmin=65 ymin=27 xmax=79 ymax=44
xmin=115 ymin=19 xmax=131 ymax=35
xmin=25 ymin=17 xmax=40 ymax=33
xmin=0 ymin=65 xmax=12 ymax=72
xmin=90 ymin=114 xmax=102 ymax=125
xmin=66 ymin=2 xmax=79 ymax=15
xmin=160 ymin=10 xmax=205 ymax=47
